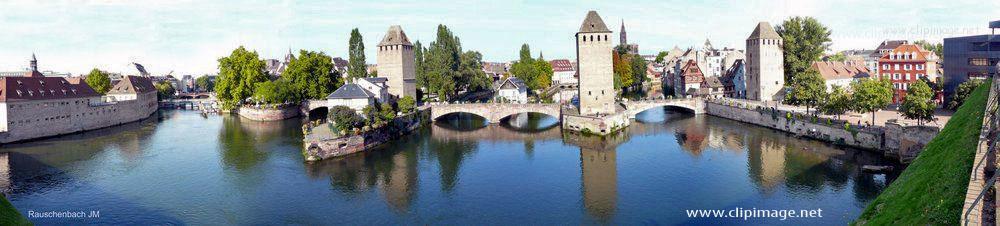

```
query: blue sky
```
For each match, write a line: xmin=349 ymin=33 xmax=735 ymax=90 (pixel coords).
xmin=1 ymin=0 xmax=997 ymax=76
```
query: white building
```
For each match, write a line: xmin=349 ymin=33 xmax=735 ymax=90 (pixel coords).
xmin=550 ymin=59 xmax=577 ymax=85
xmin=745 ymin=22 xmax=785 ymax=102
xmin=354 ymin=77 xmax=390 ymax=104
xmin=326 ymin=84 xmax=377 ymax=114
xmin=494 ymin=77 xmax=528 ymax=103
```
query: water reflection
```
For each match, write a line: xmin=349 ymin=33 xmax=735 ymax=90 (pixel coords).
xmin=0 ymin=108 xmax=899 ymax=224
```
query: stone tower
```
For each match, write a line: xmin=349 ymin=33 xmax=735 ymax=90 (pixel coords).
xmin=377 ymin=25 xmax=417 ymax=100
xmin=576 ymin=11 xmax=615 ymax=115
xmin=745 ymin=22 xmax=785 ymax=102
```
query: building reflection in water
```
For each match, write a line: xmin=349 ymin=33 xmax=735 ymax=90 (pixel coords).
xmin=563 ymin=131 xmax=628 ymax=222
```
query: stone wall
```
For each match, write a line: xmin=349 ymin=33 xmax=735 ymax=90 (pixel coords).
xmin=238 ymin=105 xmax=301 ymax=121
xmin=0 ymin=91 xmax=158 ymax=144
xmin=562 ymin=110 xmax=630 ymax=136
xmin=304 ymin=109 xmax=429 ymax=161
xmin=705 ymin=100 xmax=939 ymax=163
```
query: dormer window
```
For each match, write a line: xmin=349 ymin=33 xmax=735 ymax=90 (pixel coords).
xmin=61 ymin=89 xmax=67 ymax=95
xmin=39 ymin=80 xmax=45 ymax=85
xmin=16 ymin=90 xmax=22 ymax=96
xmin=16 ymin=81 xmax=22 ymax=85
xmin=27 ymin=90 xmax=33 ymax=96
xmin=71 ymin=89 xmax=77 ymax=94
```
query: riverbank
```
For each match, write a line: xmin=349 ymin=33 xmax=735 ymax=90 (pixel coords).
xmin=704 ymin=99 xmax=940 ymax=163
xmin=853 ymin=80 xmax=991 ymax=225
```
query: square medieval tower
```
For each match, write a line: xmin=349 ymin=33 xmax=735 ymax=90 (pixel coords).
xmin=745 ymin=22 xmax=785 ymax=102
xmin=377 ymin=25 xmax=417 ymax=100
xmin=576 ymin=11 xmax=615 ymax=115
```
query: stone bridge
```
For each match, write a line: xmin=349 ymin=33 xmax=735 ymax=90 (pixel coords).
xmin=430 ymin=103 xmax=561 ymax=123
xmin=622 ymin=98 xmax=705 ymax=118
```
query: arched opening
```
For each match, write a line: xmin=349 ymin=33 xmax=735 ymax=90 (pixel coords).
xmin=308 ymin=107 xmax=329 ymax=122
xmin=195 ymin=94 xmax=210 ymax=99
xmin=634 ymin=105 xmax=695 ymax=123
xmin=433 ymin=112 xmax=488 ymax=131
xmin=498 ymin=112 xmax=559 ymax=131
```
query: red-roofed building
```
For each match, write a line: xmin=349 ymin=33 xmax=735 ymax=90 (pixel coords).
xmin=0 ymin=56 xmax=158 ymax=143
xmin=673 ymin=60 xmax=705 ymax=97
xmin=877 ymin=44 xmax=939 ymax=104
xmin=550 ymin=59 xmax=577 ymax=85
xmin=811 ymin=61 xmax=871 ymax=91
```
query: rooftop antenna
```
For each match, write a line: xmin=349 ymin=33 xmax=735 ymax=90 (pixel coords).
xmin=991 ymin=20 xmax=999 ymax=77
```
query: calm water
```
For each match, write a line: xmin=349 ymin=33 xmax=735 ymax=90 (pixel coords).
xmin=2 ymin=108 xmax=899 ymax=225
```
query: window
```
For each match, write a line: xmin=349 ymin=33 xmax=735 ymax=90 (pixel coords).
xmin=904 ymin=64 xmax=911 ymax=70
xmin=883 ymin=64 xmax=889 ymax=70
xmin=916 ymin=64 xmax=924 ymax=70
xmin=894 ymin=64 xmax=900 ymax=70
xmin=905 ymin=73 xmax=910 ymax=80
xmin=969 ymin=58 xmax=992 ymax=66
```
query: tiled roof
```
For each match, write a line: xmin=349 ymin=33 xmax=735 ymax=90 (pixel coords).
xmin=811 ymin=61 xmax=871 ymax=81
xmin=702 ymin=76 xmax=723 ymax=88
xmin=326 ymin=83 xmax=375 ymax=99
xmin=379 ymin=25 xmax=412 ymax=46
xmin=496 ymin=77 xmax=526 ymax=90
xmin=747 ymin=22 xmax=781 ymax=40
xmin=578 ymin=11 xmax=611 ymax=33
xmin=0 ymin=76 xmax=100 ymax=102
xmin=680 ymin=60 xmax=705 ymax=83
xmin=108 ymin=75 xmax=157 ymax=94
xmin=363 ymin=77 xmax=388 ymax=84
xmin=549 ymin=59 xmax=575 ymax=72
xmin=878 ymin=44 xmax=936 ymax=62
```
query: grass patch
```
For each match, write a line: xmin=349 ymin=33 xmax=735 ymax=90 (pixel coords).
xmin=853 ymin=81 xmax=991 ymax=225
xmin=0 ymin=194 xmax=31 ymax=225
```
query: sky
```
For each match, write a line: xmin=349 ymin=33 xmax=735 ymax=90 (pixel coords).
xmin=0 ymin=0 xmax=998 ymax=76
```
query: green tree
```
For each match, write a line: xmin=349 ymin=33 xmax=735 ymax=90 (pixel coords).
xmin=900 ymin=80 xmax=936 ymax=125
xmin=784 ymin=69 xmax=827 ymax=114
xmin=154 ymin=81 xmax=176 ymax=100
xmin=379 ymin=104 xmax=396 ymax=123
xmin=283 ymin=50 xmax=338 ymax=101
xmin=533 ymin=56 xmax=553 ymax=89
xmin=195 ymin=76 xmax=214 ymax=92
xmin=655 ymin=51 xmax=668 ymax=64
xmin=914 ymin=40 xmax=943 ymax=57
xmin=459 ymin=51 xmax=494 ymax=92
xmin=948 ymin=79 xmax=985 ymax=110
xmin=348 ymin=28 xmax=368 ymax=80
xmin=820 ymin=85 xmax=851 ymax=119
xmin=423 ymin=25 xmax=462 ymax=101
xmin=216 ymin=46 xmax=268 ymax=110
xmin=776 ymin=16 xmax=832 ymax=82
xmin=414 ymin=41 xmax=427 ymax=90
xmin=251 ymin=80 xmax=294 ymax=105
xmin=825 ymin=52 xmax=847 ymax=62
xmin=630 ymin=54 xmax=648 ymax=85
xmin=329 ymin=106 xmax=363 ymax=132
xmin=398 ymin=96 xmax=416 ymax=114
xmin=362 ymin=105 xmax=380 ymax=125
xmin=851 ymin=78 xmax=893 ymax=125
xmin=85 ymin=68 xmax=112 ymax=94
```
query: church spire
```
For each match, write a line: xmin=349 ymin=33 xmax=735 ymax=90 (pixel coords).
xmin=30 ymin=53 xmax=37 ymax=71
xmin=620 ymin=19 xmax=627 ymax=45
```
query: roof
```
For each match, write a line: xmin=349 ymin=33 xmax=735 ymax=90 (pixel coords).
xmin=747 ymin=22 xmax=781 ymax=40
xmin=378 ymin=25 xmax=412 ymax=46
xmin=721 ymin=59 xmax=745 ymax=84
xmin=363 ymin=77 xmax=388 ymax=84
xmin=875 ymin=40 xmax=908 ymax=51
xmin=496 ymin=77 xmax=526 ymax=90
xmin=578 ymin=11 xmax=611 ymax=33
xmin=0 ymin=76 xmax=100 ymax=102
xmin=811 ymin=61 xmax=871 ymax=81
xmin=878 ymin=44 xmax=937 ymax=62
xmin=326 ymin=83 xmax=375 ymax=99
xmin=702 ymin=76 xmax=723 ymax=88
xmin=680 ymin=60 xmax=705 ymax=83
xmin=549 ymin=59 xmax=575 ymax=72
xmin=108 ymin=75 xmax=157 ymax=94
xmin=482 ymin=62 xmax=509 ymax=74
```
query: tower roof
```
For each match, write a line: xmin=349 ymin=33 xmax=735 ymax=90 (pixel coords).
xmin=378 ymin=25 xmax=412 ymax=46
xmin=578 ymin=11 xmax=611 ymax=33
xmin=747 ymin=22 xmax=781 ymax=40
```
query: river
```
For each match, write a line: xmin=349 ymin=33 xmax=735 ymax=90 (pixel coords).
xmin=1 ymin=108 xmax=899 ymax=225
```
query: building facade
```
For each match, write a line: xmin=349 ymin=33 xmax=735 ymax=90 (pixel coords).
xmin=877 ymin=44 xmax=939 ymax=104
xmin=0 ymin=57 xmax=157 ymax=143
xmin=745 ymin=22 xmax=785 ymax=102
xmin=812 ymin=61 xmax=871 ymax=91
xmin=550 ymin=59 xmax=577 ymax=85
xmin=326 ymin=83 xmax=377 ymax=114
xmin=675 ymin=60 xmax=705 ymax=97
xmin=943 ymin=34 xmax=999 ymax=103
xmin=495 ymin=77 xmax=528 ymax=104
xmin=576 ymin=11 xmax=615 ymax=115
xmin=377 ymin=25 xmax=417 ymax=100
xmin=721 ymin=59 xmax=746 ymax=98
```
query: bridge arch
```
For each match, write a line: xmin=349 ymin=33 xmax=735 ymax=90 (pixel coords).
xmin=430 ymin=103 xmax=561 ymax=124
xmin=623 ymin=98 xmax=705 ymax=119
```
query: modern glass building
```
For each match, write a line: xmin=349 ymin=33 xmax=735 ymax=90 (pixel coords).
xmin=942 ymin=20 xmax=1000 ymax=103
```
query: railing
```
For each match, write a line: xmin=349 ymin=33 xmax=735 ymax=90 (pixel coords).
xmin=963 ymin=74 xmax=1000 ymax=226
